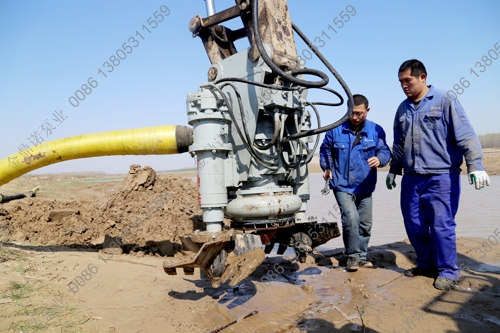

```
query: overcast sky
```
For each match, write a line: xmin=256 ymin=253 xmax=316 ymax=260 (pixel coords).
xmin=1 ymin=0 xmax=499 ymax=175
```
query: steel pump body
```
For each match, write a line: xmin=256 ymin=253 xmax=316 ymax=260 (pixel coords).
xmin=163 ymin=0 xmax=351 ymax=288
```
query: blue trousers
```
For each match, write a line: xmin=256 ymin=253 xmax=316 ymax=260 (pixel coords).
xmin=334 ymin=191 xmax=373 ymax=260
xmin=401 ymin=174 xmax=461 ymax=280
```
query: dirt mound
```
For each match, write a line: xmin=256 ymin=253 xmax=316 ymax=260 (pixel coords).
xmin=0 ymin=165 xmax=204 ymax=255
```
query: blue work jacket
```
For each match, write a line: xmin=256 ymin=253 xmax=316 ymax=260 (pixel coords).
xmin=320 ymin=119 xmax=391 ymax=195
xmin=389 ymin=85 xmax=485 ymax=175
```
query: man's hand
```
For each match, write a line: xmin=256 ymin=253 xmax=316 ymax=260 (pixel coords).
xmin=468 ymin=170 xmax=490 ymax=190
xmin=367 ymin=157 xmax=380 ymax=168
xmin=323 ymin=169 xmax=332 ymax=181
xmin=386 ymin=173 xmax=396 ymax=190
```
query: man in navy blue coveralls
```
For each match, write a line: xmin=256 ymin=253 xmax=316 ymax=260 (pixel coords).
xmin=320 ymin=94 xmax=391 ymax=271
xmin=387 ymin=59 xmax=491 ymax=290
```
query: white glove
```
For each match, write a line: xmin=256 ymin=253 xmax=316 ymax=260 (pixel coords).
xmin=468 ymin=170 xmax=490 ymax=190
xmin=386 ymin=173 xmax=396 ymax=190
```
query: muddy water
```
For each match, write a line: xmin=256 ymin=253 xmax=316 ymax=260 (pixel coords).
xmin=307 ymin=173 xmax=500 ymax=249
xmin=190 ymin=173 xmax=499 ymax=250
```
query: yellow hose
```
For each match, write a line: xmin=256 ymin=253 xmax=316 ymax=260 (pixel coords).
xmin=0 ymin=125 xmax=192 ymax=186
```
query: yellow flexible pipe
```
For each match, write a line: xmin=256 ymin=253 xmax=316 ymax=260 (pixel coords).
xmin=0 ymin=125 xmax=192 ymax=186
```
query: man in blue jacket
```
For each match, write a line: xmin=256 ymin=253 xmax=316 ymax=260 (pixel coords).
xmin=387 ymin=59 xmax=490 ymax=290
xmin=320 ymin=94 xmax=391 ymax=271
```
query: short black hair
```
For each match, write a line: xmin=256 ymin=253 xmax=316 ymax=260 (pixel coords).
xmin=399 ymin=59 xmax=427 ymax=78
xmin=352 ymin=94 xmax=369 ymax=109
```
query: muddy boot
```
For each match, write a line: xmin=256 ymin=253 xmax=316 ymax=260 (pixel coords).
xmin=359 ymin=260 xmax=373 ymax=268
xmin=346 ymin=257 xmax=359 ymax=271
xmin=433 ymin=277 xmax=457 ymax=290
xmin=404 ymin=266 xmax=436 ymax=278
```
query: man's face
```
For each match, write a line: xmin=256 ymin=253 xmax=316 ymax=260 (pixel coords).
xmin=350 ymin=104 xmax=369 ymax=126
xmin=398 ymin=69 xmax=426 ymax=101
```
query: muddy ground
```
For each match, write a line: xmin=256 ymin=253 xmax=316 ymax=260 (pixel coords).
xmin=0 ymin=165 xmax=204 ymax=253
xmin=1 ymin=165 xmax=500 ymax=332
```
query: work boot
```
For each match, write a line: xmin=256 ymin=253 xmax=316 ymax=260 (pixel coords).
xmin=404 ymin=266 xmax=436 ymax=278
xmin=434 ymin=277 xmax=457 ymax=290
xmin=359 ymin=260 xmax=373 ymax=268
xmin=346 ymin=257 xmax=359 ymax=271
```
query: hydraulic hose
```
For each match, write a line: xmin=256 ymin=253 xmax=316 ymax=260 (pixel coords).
xmin=254 ymin=111 xmax=280 ymax=151
xmin=221 ymin=82 xmax=279 ymax=167
xmin=311 ymin=87 xmax=344 ymax=107
xmin=251 ymin=0 xmax=329 ymax=88
xmin=221 ymin=82 xmax=278 ymax=168
xmin=278 ymin=102 xmax=320 ymax=169
xmin=200 ymin=83 xmax=278 ymax=170
xmin=215 ymin=77 xmax=300 ymax=92
xmin=282 ymin=22 xmax=354 ymax=143
xmin=304 ymin=102 xmax=322 ymax=164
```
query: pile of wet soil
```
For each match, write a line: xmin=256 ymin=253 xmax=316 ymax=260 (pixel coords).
xmin=0 ymin=165 xmax=204 ymax=255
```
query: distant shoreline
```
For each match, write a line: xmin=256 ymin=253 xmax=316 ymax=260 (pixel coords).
xmin=19 ymin=148 xmax=500 ymax=180
xmin=308 ymin=147 xmax=500 ymax=176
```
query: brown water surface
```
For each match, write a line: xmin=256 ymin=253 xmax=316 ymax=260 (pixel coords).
xmin=307 ymin=173 xmax=500 ymax=250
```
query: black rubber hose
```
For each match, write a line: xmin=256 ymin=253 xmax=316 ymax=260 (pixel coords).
xmin=304 ymin=102 xmax=322 ymax=164
xmin=200 ymin=83 xmax=261 ymax=166
xmin=279 ymin=138 xmax=304 ymax=169
xmin=254 ymin=113 xmax=280 ymax=150
xmin=216 ymin=78 xmax=343 ymax=110
xmin=311 ymin=87 xmax=344 ymax=107
xmin=203 ymin=83 xmax=278 ymax=170
xmin=281 ymin=22 xmax=354 ymax=143
xmin=252 ymin=0 xmax=329 ymax=88
xmin=0 ymin=193 xmax=26 ymax=203
xmin=278 ymin=102 xmax=321 ymax=168
xmin=215 ymin=77 xmax=300 ymax=91
xmin=220 ymin=82 xmax=278 ymax=167
xmin=220 ymin=83 xmax=255 ymax=149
